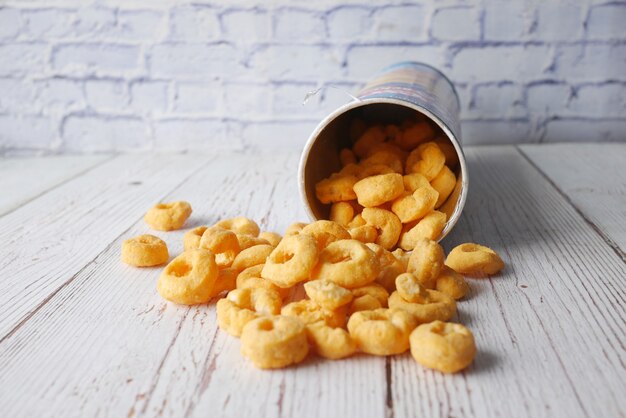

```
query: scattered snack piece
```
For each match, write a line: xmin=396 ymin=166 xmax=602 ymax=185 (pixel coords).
xmin=410 ymin=321 xmax=476 ymax=373
xmin=347 ymin=308 xmax=417 ymax=355
xmin=231 ymin=244 xmax=274 ymax=272
xmin=121 ymin=234 xmax=169 ymax=267
xmin=157 ymin=249 xmax=218 ymax=305
xmin=329 ymin=202 xmax=355 ymax=227
xmin=388 ymin=289 xmax=456 ymax=323
xmin=306 ymin=321 xmax=356 ymax=360
xmin=301 ymin=220 xmax=351 ymax=250
xmin=241 ymin=316 xmax=309 ymax=369
xmin=216 ymin=287 xmax=282 ymax=337
xmin=144 ymin=201 xmax=192 ymax=231
xmin=445 ymin=243 xmax=505 ymax=277
xmin=183 ymin=226 xmax=208 ymax=250
xmin=281 ymin=299 xmax=346 ymax=328
xmin=311 ymin=239 xmax=380 ymax=289
xmin=353 ymin=173 xmax=404 ymax=208
xmin=304 ymin=280 xmax=353 ymax=311
xmin=395 ymin=273 xmax=429 ymax=303
xmin=436 ymin=267 xmax=469 ymax=300
xmin=199 ymin=227 xmax=241 ymax=268
xmin=215 ymin=216 xmax=260 ymax=237
xmin=262 ymin=234 xmax=319 ymax=288
xmin=258 ymin=231 xmax=282 ymax=247
xmin=407 ymin=238 xmax=445 ymax=289
xmin=399 ymin=211 xmax=447 ymax=250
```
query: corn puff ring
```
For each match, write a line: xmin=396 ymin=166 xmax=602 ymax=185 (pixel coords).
xmin=353 ymin=173 xmax=403 ymax=208
xmin=410 ymin=321 xmax=476 ymax=373
xmin=241 ymin=316 xmax=309 ymax=369
xmin=391 ymin=184 xmax=439 ymax=224
xmin=357 ymin=163 xmax=396 ymax=179
xmin=215 ymin=216 xmax=260 ymax=237
xmin=361 ymin=208 xmax=402 ymax=250
xmin=360 ymin=150 xmax=403 ymax=174
xmin=261 ymin=234 xmax=319 ymax=288
xmin=157 ymin=249 xmax=218 ymax=305
xmin=347 ymin=308 xmax=418 ymax=355
xmin=236 ymin=265 xmax=290 ymax=299
xmin=144 ymin=201 xmax=192 ymax=231
xmin=217 ymin=287 xmax=282 ymax=337
xmin=431 ymin=166 xmax=456 ymax=209
xmin=388 ymin=290 xmax=456 ymax=323
xmin=304 ymin=279 xmax=353 ymax=311
xmin=216 ymin=299 xmax=259 ymax=337
xmin=281 ymin=299 xmax=346 ymax=328
xmin=348 ymin=294 xmax=382 ymax=315
xmin=436 ymin=266 xmax=469 ymax=300
xmin=406 ymin=142 xmax=445 ymax=181
xmin=399 ymin=211 xmax=447 ymax=250
xmin=395 ymin=120 xmax=434 ymax=150
xmin=231 ymin=244 xmax=274 ymax=272
xmin=306 ymin=322 xmax=356 ymax=360
xmin=311 ymin=239 xmax=380 ymax=289
xmin=403 ymin=172 xmax=431 ymax=193
xmin=349 ymin=225 xmax=378 ymax=244
xmin=200 ymin=227 xmax=241 ymax=268
xmin=121 ymin=234 xmax=169 ymax=267
xmin=258 ymin=231 xmax=282 ymax=247
xmin=351 ymin=283 xmax=389 ymax=307
xmin=301 ymin=220 xmax=351 ymax=250
xmin=237 ymin=264 xmax=264 ymax=281
xmin=340 ymin=148 xmax=357 ymax=166
xmin=315 ymin=173 xmax=359 ymax=204
xmin=183 ymin=226 xmax=208 ymax=251
xmin=395 ymin=273 xmax=429 ymax=303
xmin=214 ymin=267 xmax=238 ymax=295
xmin=407 ymin=238 xmax=445 ymax=289
xmin=433 ymin=136 xmax=459 ymax=167
xmin=236 ymin=234 xmax=270 ymax=250
xmin=329 ymin=202 xmax=355 ymax=227
xmin=285 ymin=222 xmax=308 ymax=236
xmin=353 ymin=125 xmax=386 ymax=157
xmin=445 ymin=243 xmax=505 ymax=277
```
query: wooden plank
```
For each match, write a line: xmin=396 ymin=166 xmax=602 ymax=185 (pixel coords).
xmin=519 ymin=143 xmax=626 ymax=253
xmin=390 ymin=146 xmax=626 ymax=418
xmin=0 ymin=155 xmax=109 ymax=216
xmin=0 ymin=154 xmax=209 ymax=339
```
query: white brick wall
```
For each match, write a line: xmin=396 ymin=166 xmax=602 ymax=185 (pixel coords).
xmin=0 ymin=0 xmax=624 ymax=155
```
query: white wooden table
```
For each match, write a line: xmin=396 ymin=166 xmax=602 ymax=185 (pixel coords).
xmin=0 ymin=143 xmax=624 ymax=418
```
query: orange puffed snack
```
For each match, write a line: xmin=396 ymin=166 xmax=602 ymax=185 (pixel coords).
xmin=144 ymin=201 xmax=192 ymax=231
xmin=311 ymin=239 xmax=380 ymax=289
xmin=241 ymin=316 xmax=309 ymax=369
xmin=445 ymin=243 xmax=504 ymax=277
xmin=261 ymin=234 xmax=319 ymax=288
xmin=410 ymin=321 xmax=476 ymax=373
xmin=121 ymin=234 xmax=168 ymax=267
xmin=353 ymin=173 xmax=404 ymax=208
xmin=157 ymin=249 xmax=218 ymax=305
xmin=347 ymin=308 xmax=418 ymax=355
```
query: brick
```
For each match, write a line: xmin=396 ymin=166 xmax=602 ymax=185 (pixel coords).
xmin=249 ymin=45 xmax=343 ymax=80
xmin=224 ymin=83 xmax=269 ymax=115
xmin=112 ymin=10 xmax=166 ymax=41
xmin=526 ymin=82 xmax=571 ymax=116
xmin=552 ymin=44 xmax=626 ymax=81
xmin=0 ymin=78 xmax=37 ymax=112
xmin=21 ymin=9 xmax=73 ymax=39
xmin=242 ymin=121 xmax=317 ymax=152
xmin=346 ymin=45 xmax=445 ymax=80
xmin=36 ymin=78 xmax=85 ymax=110
xmin=468 ymin=83 xmax=527 ymax=119
xmin=430 ymin=7 xmax=480 ymax=41
xmin=0 ymin=44 xmax=47 ymax=76
xmin=85 ymin=79 xmax=129 ymax=111
xmin=0 ymin=115 xmax=54 ymax=149
xmin=483 ymin=2 xmax=533 ymax=41
xmin=0 ymin=8 xmax=21 ymax=39
xmin=72 ymin=7 xmax=116 ymax=38
xmin=52 ymin=44 xmax=141 ymax=75
xmin=150 ymin=43 xmax=242 ymax=77
xmin=461 ymin=120 xmax=533 ymax=145
xmin=63 ymin=115 xmax=148 ymax=152
xmin=373 ymin=5 xmax=427 ymax=41
xmin=173 ymin=81 xmax=220 ymax=113
xmin=169 ymin=6 xmax=219 ymax=41
xmin=326 ymin=6 xmax=372 ymax=41
xmin=531 ymin=3 xmax=584 ymax=41
xmin=450 ymin=45 xmax=551 ymax=82
xmin=153 ymin=119 xmax=244 ymax=151
xmin=130 ymin=80 xmax=168 ymax=113
xmin=586 ymin=4 xmax=626 ymax=40
xmin=274 ymin=8 xmax=324 ymax=42
xmin=543 ymin=119 xmax=626 ymax=142
xmin=568 ymin=83 xmax=626 ymax=118
xmin=221 ymin=9 xmax=271 ymax=42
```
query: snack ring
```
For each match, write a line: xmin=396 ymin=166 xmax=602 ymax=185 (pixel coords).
xmin=215 ymin=217 xmax=260 ymax=237
xmin=121 ymin=234 xmax=169 ymax=267
xmin=406 ymin=142 xmax=446 ymax=181
xmin=391 ymin=184 xmax=439 ymax=224
xmin=329 ymin=202 xmax=355 ymax=227
xmin=399 ymin=211 xmax=447 ymax=250
xmin=407 ymin=238 xmax=445 ymax=289
xmin=360 ymin=150 xmax=403 ymax=174
xmin=395 ymin=120 xmax=434 ymax=150
xmin=281 ymin=299 xmax=346 ymax=328
xmin=351 ymin=283 xmax=389 ymax=307
xmin=216 ymin=287 xmax=282 ymax=337
xmin=157 ymin=249 xmax=218 ymax=305
xmin=410 ymin=321 xmax=476 ymax=373
xmin=366 ymin=243 xmax=405 ymax=292
xmin=311 ymin=239 xmax=380 ymax=289
xmin=348 ymin=294 xmax=382 ymax=315
xmin=315 ymin=173 xmax=358 ymax=204
xmin=199 ymin=227 xmax=241 ymax=268
xmin=349 ymin=225 xmax=378 ymax=244
xmin=231 ymin=244 xmax=274 ymax=272
xmin=306 ymin=322 xmax=356 ymax=360
xmin=445 ymin=243 xmax=505 ymax=277
xmin=395 ymin=272 xmax=429 ymax=303
xmin=361 ymin=208 xmax=402 ymax=250
xmin=144 ymin=201 xmax=192 ymax=231
xmin=261 ymin=234 xmax=319 ymax=288
xmin=301 ymin=220 xmax=351 ymax=250
xmin=183 ymin=226 xmax=208 ymax=251
xmin=353 ymin=125 xmax=386 ymax=157
xmin=403 ymin=173 xmax=430 ymax=193
xmin=216 ymin=298 xmax=259 ymax=337
xmin=258 ymin=231 xmax=282 ymax=247
xmin=241 ymin=315 xmax=309 ymax=369
xmin=431 ymin=165 xmax=456 ymax=208
xmin=353 ymin=173 xmax=404 ymax=208
xmin=236 ymin=234 xmax=270 ymax=250
xmin=236 ymin=265 xmax=290 ymax=300
xmin=304 ymin=279 xmax=353 ymax=311
xmin=347 ymin=308 xmax=418 ymax=355
xmin=436 ymin=266 xmax=470 ymax=300
xmin=388 ymin=289 xmax=456 ymax=323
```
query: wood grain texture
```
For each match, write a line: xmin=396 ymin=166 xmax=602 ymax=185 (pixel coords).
xmin=519 ymin=143 xmax=626 ymax=254
xmin=0 ymin=155 xmax=109 ymax=216
xmin=0 ymin=146 xmax=624 ymax=418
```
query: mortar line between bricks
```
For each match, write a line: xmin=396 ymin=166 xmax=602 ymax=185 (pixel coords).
xmin=515 ymin=146 xmax=626 ymax=262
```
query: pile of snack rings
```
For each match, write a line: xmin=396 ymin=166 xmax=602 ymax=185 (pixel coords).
xmin=121 ymin=116 xmax=505 ymax=372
